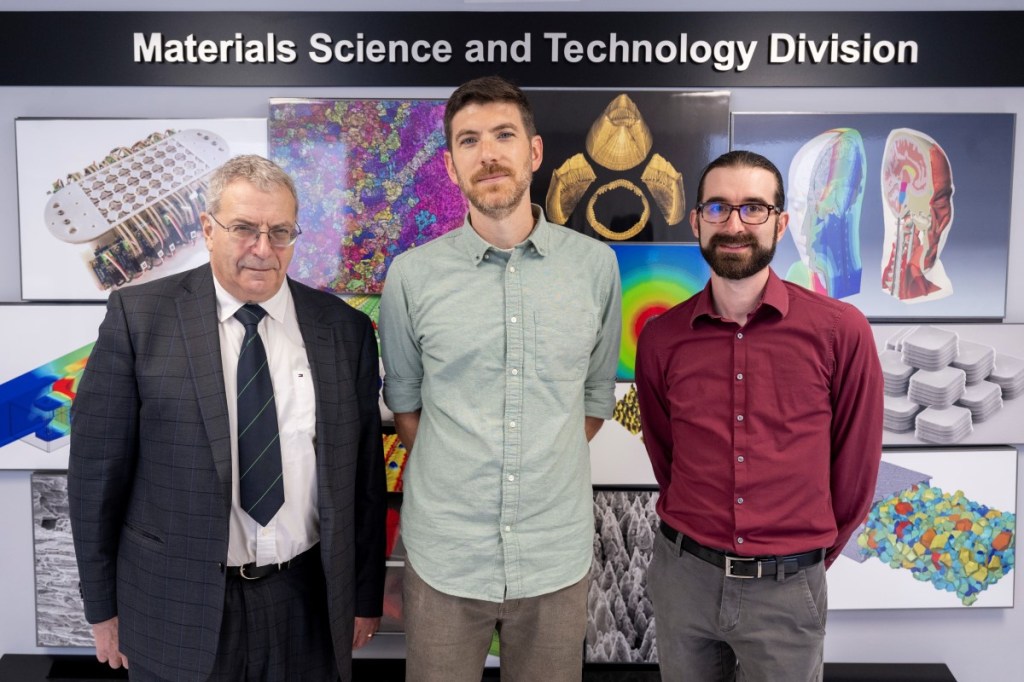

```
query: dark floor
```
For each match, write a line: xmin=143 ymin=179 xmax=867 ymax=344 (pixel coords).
xmin=0 ymin=655 xmax=958 ymax=682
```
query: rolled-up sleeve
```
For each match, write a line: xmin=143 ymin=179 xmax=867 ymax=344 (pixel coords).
xmin=583 ymin=248 xmax=622 ymax=420
xmin=379 ymin=256 xmax=424 ymax=414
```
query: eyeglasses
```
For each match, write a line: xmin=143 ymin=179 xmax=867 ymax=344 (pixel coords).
xmin=208 ymin=213 xmax=302 ymax=248
xmin=697 ymin=201 xmax=780 ymax=225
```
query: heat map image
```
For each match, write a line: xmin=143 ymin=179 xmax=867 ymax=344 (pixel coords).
xmin=786 ymin=127 xmax=866 ymax=298
xmin=269 ymin=99 xmax=467 ymax=294
xmin=612 ymin=244 xmax=709 ymax=381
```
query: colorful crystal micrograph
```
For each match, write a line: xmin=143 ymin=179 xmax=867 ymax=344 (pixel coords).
xmin=269 ymin=99 xmax=467 ymax=294
xmin=612 ymin=244 xmax=710 ymax=381
xmin=858 ymin=485 xmax=1015 ymax=606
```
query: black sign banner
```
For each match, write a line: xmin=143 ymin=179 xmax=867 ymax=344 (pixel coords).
xmin=2 ymin=11 xmax=1021 ymax=87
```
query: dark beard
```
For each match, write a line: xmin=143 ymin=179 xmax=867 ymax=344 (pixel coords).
xmin=700 ymin=230 xmax=778 ymax=280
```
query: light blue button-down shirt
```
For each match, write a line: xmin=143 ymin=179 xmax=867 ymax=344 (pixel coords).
xmin=380 ymin=206 xmax=621 ymax=601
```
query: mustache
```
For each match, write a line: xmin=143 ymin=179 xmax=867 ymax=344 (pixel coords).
xmin=708 ymin=233 xmax=757 ymax=248
xmin=471 ymin=164 xmax=513 ymax=183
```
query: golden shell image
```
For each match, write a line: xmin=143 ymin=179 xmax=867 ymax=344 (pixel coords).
xmin=545 ymin=153 xmax=597 ymax=226
xmin=585 ymin=94 xmax=653 ymax=171
xmin=641 ymin=153 xmax=686 ymax=225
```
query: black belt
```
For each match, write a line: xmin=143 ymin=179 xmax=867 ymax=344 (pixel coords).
xmin=225 ymin=543 xmax=318 ymax=581
xmin=659 ymin=521 xmax=824 ymax=579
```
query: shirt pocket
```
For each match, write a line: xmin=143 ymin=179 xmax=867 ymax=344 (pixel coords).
xmin=534 ymin=311 xmax=597 ymax=381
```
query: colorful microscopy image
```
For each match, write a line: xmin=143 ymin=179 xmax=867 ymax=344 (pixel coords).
xmin=733 ymin=113 xmax=1013 ymax=319
xmin=829 ymin=447 xmax=1016 ymax=609
xmin=613 ymin=244 xmax=710 ymax=381
xmin=383 ymin=429 xmax=409 ymax=493
xmin=857 ymin=485 xmax=1014 ymax=606
xmin=269 ymin=99 xmax=467 ymax=294
xmin=530 ymin=90 xmax=729 ymax=243
xmin=590 ymin=383 xmax=655 ymax=486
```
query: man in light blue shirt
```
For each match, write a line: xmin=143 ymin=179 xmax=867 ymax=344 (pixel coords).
xmin=379 ymin=76 xmax=621 ymax=681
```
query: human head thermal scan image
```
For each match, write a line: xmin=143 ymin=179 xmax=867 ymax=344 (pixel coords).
xmin=880 ymin=128 xmax=955 ymax=303
xmin=785 ymin=128 xmax=866 ymax=299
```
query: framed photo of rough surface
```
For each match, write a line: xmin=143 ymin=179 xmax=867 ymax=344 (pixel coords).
xmin=268 ymin=98 xmax=468 ymax=294
xmin=529 ymin=90 xmax=729 ymax=244
xmin=732 ymin=113 xmax=1013 ymax=319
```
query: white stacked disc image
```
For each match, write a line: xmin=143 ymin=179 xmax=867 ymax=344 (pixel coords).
xmin=900 ymin=326 xmax=959 ymax=371
xmin=957 ymin=381 xmax=1003 ymax=422
xmin=883 ymin=394 xmax=921 ymax=432
xmin=879 ymin=350 xmax=915 ymax=396
xmin=989 ymin=354 xmax=1024 ymax=400
xmin=915 ymin=405 xmax=974 ymax=444
xmin=952 ymin=340 xmax=996 ymax=384
xmin=885 ymin=327 xmax=916 ymax=352
xmin=907 ymin=366 xmax=967 ymax=407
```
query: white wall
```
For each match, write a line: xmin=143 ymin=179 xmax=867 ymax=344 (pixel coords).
xmin=2 ymin=2 xmax=1022 ymax=680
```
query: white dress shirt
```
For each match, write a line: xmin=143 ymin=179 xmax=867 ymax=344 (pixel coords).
xmin=213 ymin=278 xmax=319 ymax=567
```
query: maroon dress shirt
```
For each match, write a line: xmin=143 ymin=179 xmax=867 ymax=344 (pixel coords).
xmin=635 ymin=269 xmax=884 ymax=566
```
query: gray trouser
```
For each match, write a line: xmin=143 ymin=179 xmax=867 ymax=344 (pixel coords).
xmin=403 ymin=562 xmax=588 ymax=682
xmin=649 ymin=529 xmax=826 ymax=682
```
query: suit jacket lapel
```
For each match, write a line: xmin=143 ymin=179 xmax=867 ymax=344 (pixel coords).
xmin=291 ymin=280 xmax=339 ymax=464
xmin=177 ymin=265 xmax=233 ymax=505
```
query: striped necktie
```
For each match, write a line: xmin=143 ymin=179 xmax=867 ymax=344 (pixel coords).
xmin=234 ymin=304 xmax=284 ymax=526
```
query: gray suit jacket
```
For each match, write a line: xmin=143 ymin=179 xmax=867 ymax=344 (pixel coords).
xmin=68 ymin=264 xmax=386 ymax=681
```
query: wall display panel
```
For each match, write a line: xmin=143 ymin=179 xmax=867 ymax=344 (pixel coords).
xmin=0 ymin=305 xmax=105 ymax=470
xmin=32 ymin=472 xmax=91 ymax=647
xmin=529 ymin=90 xmax=729 ymax=244
xmin=732 ymin=113 xmax=1014 ymax=319
xmin=830 ymin=447 xmax=1016 ymax=610
xmin=590 ymin=383 xmax=655 ymax=486
xmin=612 ymin=244 xmax=710 ymax=381
xmin=17 ymin=118 xmax=267 ymax=300
xmin=268 ymin=99 xmax=467 ymax=295
xmin=872 ymin=324 xmax=1024 ymax=446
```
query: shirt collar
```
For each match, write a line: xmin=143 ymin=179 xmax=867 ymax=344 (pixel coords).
xmin=213 ymin=275 xmax=292 ymax=325
xmin=455 ymin=204 xmax=552 ymax=264
xmin=689 ymin=268 xmax=790 ymax=327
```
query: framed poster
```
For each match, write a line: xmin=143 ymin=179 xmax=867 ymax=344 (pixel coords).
xmin=0 ymin=305 xmax=105 ymax=470
xmin=16 ymin=118 xmax=267 ymax=300
xmin=529 ymin=90 xmax=729 ymax=244
xmin=732 ymin=113 xmax=1014 ymax=319
xmin=269 ymin=98 xmax=467 ymax=295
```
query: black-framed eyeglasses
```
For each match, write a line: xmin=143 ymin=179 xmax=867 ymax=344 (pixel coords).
xmin=697 ymin=201 xmax=781 ymax=225
xmin=208 ymin=213 xmax=302 ymax=248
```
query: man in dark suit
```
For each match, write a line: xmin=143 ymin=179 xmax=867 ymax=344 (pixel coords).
xmin=69 ymin=155 xmax=386 ymax=681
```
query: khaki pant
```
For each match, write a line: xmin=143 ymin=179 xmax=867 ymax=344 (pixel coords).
xmin=403 ymin=562 xmax=588 ymax=682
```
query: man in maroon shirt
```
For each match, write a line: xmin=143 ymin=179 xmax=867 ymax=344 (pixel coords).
xmin=635 ymin=150 xmax=883 ymax=682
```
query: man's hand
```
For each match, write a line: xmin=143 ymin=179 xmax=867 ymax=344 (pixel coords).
xmin=352 ymin=616 xmax=381 ymax=650
xmin=92 ymin=617 xmax=129 ymax=669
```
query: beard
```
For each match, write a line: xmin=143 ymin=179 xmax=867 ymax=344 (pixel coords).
xmin=459 ymin=162 xmax=532 ymax=220
xmin=700 ymin=228 xmax=778 ymax=280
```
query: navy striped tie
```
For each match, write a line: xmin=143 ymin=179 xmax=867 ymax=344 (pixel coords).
xmin=234 ymin=304 xmax=284 ymax=526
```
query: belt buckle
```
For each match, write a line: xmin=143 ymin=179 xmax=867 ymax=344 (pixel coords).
xmin=238 ymin=564 xmax=261 ymax=581
xmin=724 ymin=555 xmax=759 ymax=579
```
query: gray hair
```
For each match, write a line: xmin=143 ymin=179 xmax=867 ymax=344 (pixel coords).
xmin=205 ymin=155 xmax=299 ymax=216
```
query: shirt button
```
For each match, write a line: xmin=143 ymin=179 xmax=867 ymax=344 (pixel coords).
xmin=736 ymin=373 xmax=743 ymax=381
xmin=737 ymin=497 xmax=744 ymax=504
xmin=737 ymin=537 xmax=744 ymax=544
xmin=510 ymin=316 xmax=517 ymax=323
xmin=511 ymin=368 xmax=519 ymax=375
xmin=509 ymin=266 xmax=516 ymax=273
xmin=505 ymin=525 xmax=512 ymax=532
xmin=737 ymin=455 xmax=745 ymax=463
xmin=484 ymin=254 xmax=489 ymax=260
xmin=508 ymin=475 xmax=515 ymax=482
xmin=737 ymin=332 xmax=744 ymax=339
xmin=509 ymin=421 xmax=517 ymax=428
xmin=736 ymin=414 xmax=744 ymax=422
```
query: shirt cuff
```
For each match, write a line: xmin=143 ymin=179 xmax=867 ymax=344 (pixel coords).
xmin=382 ymin=375 xmax=423 ymax=414
xmin=584 ymin=379 xmax=616 ymax=420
